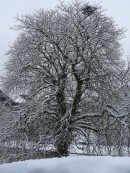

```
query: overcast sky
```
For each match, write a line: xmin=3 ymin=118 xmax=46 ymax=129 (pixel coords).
xmin=0 ymin=0 xmax=130 ymax=76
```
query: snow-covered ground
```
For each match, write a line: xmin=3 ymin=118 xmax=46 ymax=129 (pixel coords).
xmin=0 ymin=156 xmax=130 ymax=173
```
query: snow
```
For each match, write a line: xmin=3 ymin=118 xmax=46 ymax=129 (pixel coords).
xmin=0 ymin=156 xmax=130 ymax=173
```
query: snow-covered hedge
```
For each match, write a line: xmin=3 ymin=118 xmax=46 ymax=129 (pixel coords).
xmin=0 ymin=156 xmax=130 ymax=173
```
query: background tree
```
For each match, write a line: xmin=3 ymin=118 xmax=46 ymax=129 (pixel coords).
xmin=2 ymin=1 xmax=126 ymax=156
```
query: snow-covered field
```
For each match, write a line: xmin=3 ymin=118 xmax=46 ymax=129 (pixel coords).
xmin=0 ymin=156 xmax=130 ymax=173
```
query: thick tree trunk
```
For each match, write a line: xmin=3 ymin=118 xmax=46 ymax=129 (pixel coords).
xmin=54 ymin=72 xmax=71 ymax=156
xmin=56 ymin=137 xmax=70 ymax=157
xmin=54 ymin=115 xmax=71 ymax=157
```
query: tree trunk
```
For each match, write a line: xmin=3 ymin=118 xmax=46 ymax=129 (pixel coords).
xmin=54 ymin=116 xmax=72 ymax=157
xmin=56 ymin=137 xmax=69 ymax=157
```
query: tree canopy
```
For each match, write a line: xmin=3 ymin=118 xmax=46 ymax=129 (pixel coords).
xmin=2 ymin=1 xmax=129 ymax=157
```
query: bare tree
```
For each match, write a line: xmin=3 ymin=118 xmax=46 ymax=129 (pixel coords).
xmin=2 ymin=1 xmax=126 ymax=156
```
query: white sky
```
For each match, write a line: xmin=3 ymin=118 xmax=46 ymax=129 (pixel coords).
xmin=0 ymin=0 xmax=130 ymax=76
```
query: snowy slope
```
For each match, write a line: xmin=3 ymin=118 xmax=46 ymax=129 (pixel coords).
xmin=0 ymin=156 xmax=130 ymax=173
